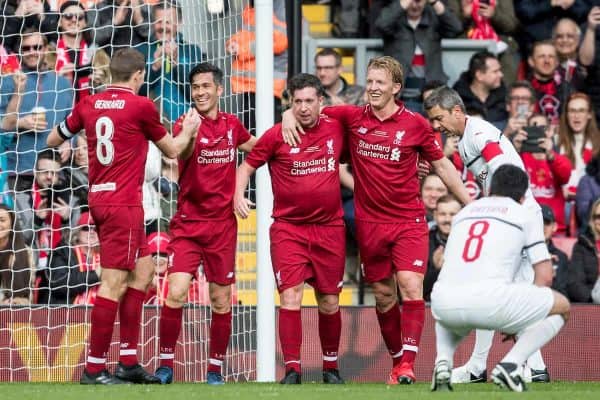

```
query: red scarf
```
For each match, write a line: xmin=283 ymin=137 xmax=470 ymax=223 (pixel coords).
xmin=72 ymin=246 xmax=101 ymax=305
xmin=55 ymin=37 xmax=92 ymax=101
xmin=468 ymin=0 xmax=499 ymax=41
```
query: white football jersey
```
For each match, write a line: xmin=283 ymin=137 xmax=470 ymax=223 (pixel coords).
xmin=437 ymin=196 xmax=550 ymax=285
xmin=458 ymin=116 xmax=533 ymax=201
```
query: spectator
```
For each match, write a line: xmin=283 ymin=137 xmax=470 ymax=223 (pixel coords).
xmin=0 ymin=203 xmax=33 ymax=305
xmin=501 ymin=80 xmax=536 ymax=139
xmin=54 ymin=1 xmax=101 ymax=102
xmin=421 ymin=173 xmax=448 ymax=226
xmin=579 ymin=6 xmax=600 ymax=124
xmin=514 ymin=0 xmax=588 ymax=59
xmin=557 ymin=92 xmax=600 ymax=198
xmin=0 ymin=29 xmax=74 ymax=191
xmin=373 ymin=0 xmax=463 ymax=111
xmin=40 ymin=211 xmax=100 ymax=304
xmin=144 ymin=231 xmax=170 ymax=305
xmin=453 ymin=51 xmax=507 ymax=127
xmin=226 ymin=0 xmax=287 ymax=130
xmin=552 ymin=18 xmax=586 ymax=92
xmin=568 ymin=197 xmax=600 ymax=302
xmin=575 ymin=153 xmax=600 ymax=233
xmin=14 ymin=149 xmax=81 ymax=269
xmin=528 ymin=40 xmax=568 ymax=123
xmin=541 ymin=205 xmax=569 ymax=296
xmin=0 ymin=0 xmax=59 ymax=52
xmin=514 ymin=113 xmax=572 ymax=235
xmin=143 ymin=142 xmax=161 ymax=234
xmin=89 ymin=0 xmax=151 ymax=56
xmin=138 ymin=1 xmax=204 ymax=124
xmin=64 ymin=134 xmax=89 ymax=206
xmin=314 ymin=48 xmax=365 ymax=106
xmin=447 ymin=0 xmax=520 ymax=86
xmin=423 ymin=194 xmax=461 ymax=302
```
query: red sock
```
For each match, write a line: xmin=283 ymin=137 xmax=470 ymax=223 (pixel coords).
xmin=159 ymin=304 xmax=183 ymax=369
xmin=86 ymin=296 xmax=119 ymax=374
xmin=279 ymin=308 xmax=302 ymax=373
xmin=208 ymin=310 xmax=232 ymax=374
xmin=400 ymin=300 xmax=425 ymax=366
xmin=319 ymin=310 xmax=341 ymax=370
xmin=118 ymin=287 xmax=146 ymax=366
xmin=376 ymin=302 xmax=403 ymax=367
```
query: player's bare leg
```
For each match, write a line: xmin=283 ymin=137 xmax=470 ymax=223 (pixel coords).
xmin=278 ymin=283 xmax=304 ymax=384
xmin=371 ymin=277 xmax=403 ymax=383
xmin=393 ymin=270 xmax=425 ymax=384
xmin=206 ymin=282 xmax=232 ymax=385
xmin=114 ymin=256 xmax=160 ymax=384
xmin=81 ymin=268 xmax=129 ymax=384
xmin=154 ymin=272 xmax=194 ymax=384
xmin=315 ymin=291 xmax=344 ymax=384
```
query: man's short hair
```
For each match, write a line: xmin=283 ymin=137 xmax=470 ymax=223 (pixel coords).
xmin=287 ymin=73 xmax=324 ymax=98
xmin=367 ymin=56 xmax=404 ymax=85
xmin=467 ymin=51 xmax=498 ymax=83
xmin=507 ymin=80 xmax=536 ymax=102
xmin=436 ymin=194 xmax=460 ymax=208
xmin=314 ymin=48 xmax=342 ymax=66
xmin=110 ymin=48 xmax=146 ymax=82
xmin=423 ymin=86 xmax=466 ymax=113
xmin=188 ymin=62 xmax=224 ymax=86
xmin=152 ymin=0 xmax=182 ymax=21
xmin=489 ymin=165 xmax=529 ymax=202
xmin=36 ymin=148 xmax=60 ymax=167
xmin=531 ymin=39 xmax=556 ymax=56
xmin=16 ymin=28 xmax=48 ymax=53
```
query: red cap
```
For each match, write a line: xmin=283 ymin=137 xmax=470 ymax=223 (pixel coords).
xmin=147 ymin=232 xmax=170 ymax=255
xmin=77 ymin=212 xmax=94 ymax=227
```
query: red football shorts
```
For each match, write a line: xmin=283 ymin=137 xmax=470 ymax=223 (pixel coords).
xmin=168 ymin=215 xmax=237 ymax=285
xmin=355 ymin=218 xmax=428 ymax=283
xmin=270 ymin=221 xmax=345 ymax=294
xmin=90 ymin=205 xmax=148 ymax=271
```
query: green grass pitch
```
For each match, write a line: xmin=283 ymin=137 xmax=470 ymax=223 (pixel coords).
xmin=2 ymin=382 xmax=599 ymax=400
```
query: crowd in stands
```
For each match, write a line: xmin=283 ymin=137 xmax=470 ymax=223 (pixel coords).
xmin=2 ymin=0 xmax=600 ymax=307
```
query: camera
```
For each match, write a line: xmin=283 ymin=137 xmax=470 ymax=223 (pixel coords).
xmin=520 ymin=126 xmax=546 ymax=154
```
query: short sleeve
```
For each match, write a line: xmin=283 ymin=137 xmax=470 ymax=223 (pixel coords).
xmin=470 ymin=124 xmax=503 ymax=162
xmin=245 ymin=126 xmax=279 ymax=170
xmin=523 ymin=210 xmax=551 ymax=265
xmin=61 ymin=101 xmax=84 ymax=138
xmin=322 ymin=104 xmax=360 ymax=127
xmin=172 ymin=114 xmax=185 ymax=137
xmin=141 ymin=99 xmax=167 ymax=142
xmin=419 ymin=121 xmax=444 ymax=162
xmin=233 ymin=117 xmax=252 ymax=147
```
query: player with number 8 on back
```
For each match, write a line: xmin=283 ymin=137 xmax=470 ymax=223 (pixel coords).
xmin=47 ymin=48 xmax=200 ymax=385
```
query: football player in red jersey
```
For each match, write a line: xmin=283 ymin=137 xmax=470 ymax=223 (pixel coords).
xmin=153 ymin=63 xmax=257 ymax=385
xmin=235 ymin=73 xmax=346 ymax=385
xmin=47 ymin=48 xmax=200 ymax=385
xmin=282 ymin=57 xmax=471 ymax=384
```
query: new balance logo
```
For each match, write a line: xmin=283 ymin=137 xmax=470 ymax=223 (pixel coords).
xmin=200 ymin=138 xmax=209 ymax=144
xmin=289 ymin=147 xmax=300 ymax=154
xmin=358 ymin=127 xmax=368 ymax=135
xmin=413 ymin=259 xmax=424 ymax=267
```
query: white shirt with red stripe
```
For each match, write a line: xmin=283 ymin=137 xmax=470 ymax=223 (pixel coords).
xmin=458 ymin=116 xmax=534 ymax=204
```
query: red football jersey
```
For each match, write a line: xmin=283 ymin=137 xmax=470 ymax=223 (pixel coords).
xmin=323 ymin=102 xmax=444 ymax=222
xmin=173 ymin=111 xmax=252 ymax=220
xmin=61 ymin=85 xmax=167 ymax=207
xmin=245 ymin=116 xmax=345 ymax=224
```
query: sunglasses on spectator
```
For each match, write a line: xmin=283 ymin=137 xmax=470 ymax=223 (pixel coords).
xmin=63 ymin=13 xmax=85 ymax=21
xmin=81 ymin=225 xmax=96 ymax=231
xmin=21 ymin=44 xmax=44 ymax=52
xmin=593 ymin=214 xmax=600 ymax=220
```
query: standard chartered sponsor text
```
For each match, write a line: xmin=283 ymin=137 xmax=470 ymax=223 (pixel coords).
xmin=291 ymin=158 xmax=328 ymax=175
xmin=197 ymin=148 xmax=234 ymax=164
xmin=357 ymin=139 xmax=391 ymax=159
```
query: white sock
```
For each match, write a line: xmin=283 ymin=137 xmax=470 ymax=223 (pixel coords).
xmin=502 ymin=315 xmax=564 ymax=366
xmin=525 ymin=350 xmax=546 ymax=370
xmin=467 ymin=330 xmax=494 ymax=375
xmin=434 ymin=322 xmax=464 ymax=368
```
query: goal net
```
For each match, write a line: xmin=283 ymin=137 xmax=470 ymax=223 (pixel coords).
xmin=0 ymin=0 xmax=259 ymax=382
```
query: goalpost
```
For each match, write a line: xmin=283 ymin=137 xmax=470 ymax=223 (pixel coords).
xmin=0 ymin=0 xmax=276 ymax=382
